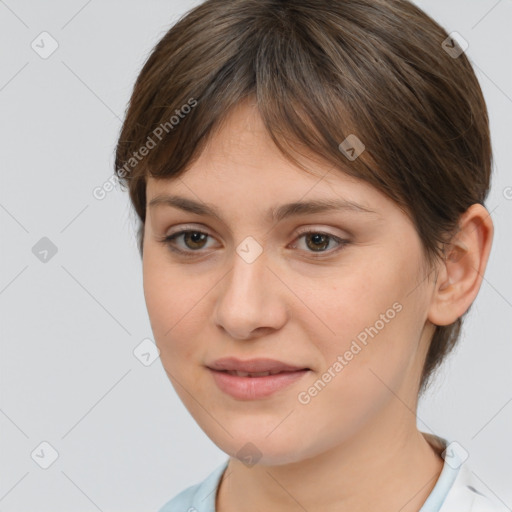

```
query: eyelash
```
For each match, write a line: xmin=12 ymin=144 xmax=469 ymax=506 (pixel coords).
xmin=158 ymin=226 xmax=350 ymax=259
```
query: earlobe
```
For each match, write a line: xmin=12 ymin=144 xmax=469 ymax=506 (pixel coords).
xmin=428 ymin=204 xmax=494 ymax=326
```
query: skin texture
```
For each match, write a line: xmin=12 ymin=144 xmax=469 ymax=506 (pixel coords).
xmin=142 ymin=100 xmax=493 ymax=512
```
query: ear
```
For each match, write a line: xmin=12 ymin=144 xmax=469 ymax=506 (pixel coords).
xmin=428 ymin=203 xmax=494 ymax=326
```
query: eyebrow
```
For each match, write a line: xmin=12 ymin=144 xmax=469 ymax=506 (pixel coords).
xmin=147 ymin=194 xmax=378 ymax=223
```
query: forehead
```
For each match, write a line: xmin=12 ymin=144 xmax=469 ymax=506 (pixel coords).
xmin=145 ymin=101 xmax=392 ymax=217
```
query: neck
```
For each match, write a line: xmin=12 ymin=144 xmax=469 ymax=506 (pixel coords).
xmin=217 ymin=409 xmax=444 ymax=512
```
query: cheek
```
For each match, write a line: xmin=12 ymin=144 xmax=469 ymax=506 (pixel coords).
xmin=303 ymin=254 xmax=423 ymax=389
xmin=142 ymin=249 xmax=202 ymax=362
xmin=298 ymin=259 xmax=405 ymax=344
xmin=291 ymin=310 xmax=418 ymax=453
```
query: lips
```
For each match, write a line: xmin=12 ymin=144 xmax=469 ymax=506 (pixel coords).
xmin=206 ymin=357 xmax=311 ymax=399
xmin=224 ymin=370 xmax=284 ymax=377
xmin=207 ymin=357 xmax=309 ymax=375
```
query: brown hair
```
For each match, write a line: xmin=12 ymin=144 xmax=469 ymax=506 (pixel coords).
xmin=114 ymin=0 xmax=492 ymax=396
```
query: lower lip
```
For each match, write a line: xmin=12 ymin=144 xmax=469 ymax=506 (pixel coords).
xmin=208 ymin=368 xmax=310 ymax=400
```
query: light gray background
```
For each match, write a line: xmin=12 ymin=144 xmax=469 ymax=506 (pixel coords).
xmin=0 ymin=1 xmax=511 ymax=511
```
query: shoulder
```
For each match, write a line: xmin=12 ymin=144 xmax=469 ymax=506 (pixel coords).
xmin=421 ymin=433 xmax=508 ymax=512
xmin=440 ymin=462 xmax=509 ymax=512
xmin=157 ymin=460 xmax=229 ymax=512
xmin=157 ymin=481 xmax=202 ymax=512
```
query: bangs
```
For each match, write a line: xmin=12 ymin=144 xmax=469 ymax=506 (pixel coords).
xmin=115 ymin=0 xmax=489 ymax=271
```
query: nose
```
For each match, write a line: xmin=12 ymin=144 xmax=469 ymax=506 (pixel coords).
xmin=213 ymin=246 xmax=288 ymax=340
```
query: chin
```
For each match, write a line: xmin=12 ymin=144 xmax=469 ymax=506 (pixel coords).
xmin=202 ymin=420 xmax=312 ymax=466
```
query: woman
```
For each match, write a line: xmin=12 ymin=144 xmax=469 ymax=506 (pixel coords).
xmin=114 ymin=0 xmax=505 ymax=510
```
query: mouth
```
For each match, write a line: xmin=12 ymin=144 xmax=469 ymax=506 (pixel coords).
xmin=206 ymin=357 xmax=311 ymax=400
xmin=206 ymin=356 xmax=310 ymax=374
xmin=219 ymin=369 xmax=303 ymax=377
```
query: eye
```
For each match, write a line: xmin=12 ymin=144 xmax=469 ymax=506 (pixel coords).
xmin=290 ymin=229 xmax=349 ymax=257
xmin=159 ymin=228 xmax=217 ymax=255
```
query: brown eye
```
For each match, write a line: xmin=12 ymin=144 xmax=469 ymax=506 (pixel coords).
xmin=181 ymin=231 xmax=209 ymax=250
xmin=160 ymin=229 xmax=215 ymax=255
xmin=292 ymin=230 xmax=350 ymax=258
xmin=304 ymin=233 xmax=331 ymax=252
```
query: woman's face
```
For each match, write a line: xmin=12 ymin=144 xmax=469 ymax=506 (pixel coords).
xmin=142 ymin=101 xmax=437 ymax=465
